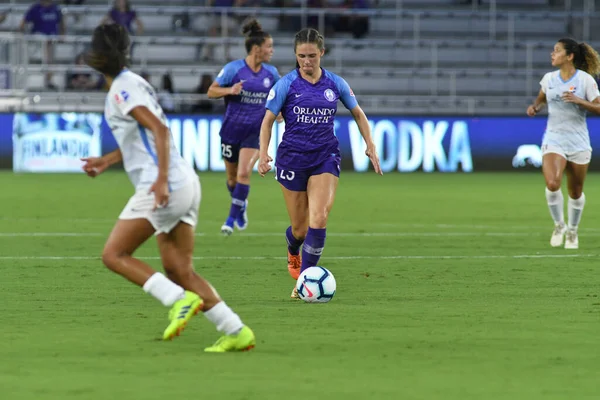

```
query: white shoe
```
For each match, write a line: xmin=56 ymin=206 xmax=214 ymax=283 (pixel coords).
xmin=564 ymin=229 xmax=579 ymax=249
xmin=290 ymin=286 xmax=300 ymax=299
xmin=550 ymin=223 xmax=566 ymax=247
xmin=220 ymin=223 xmax=233 ymax=236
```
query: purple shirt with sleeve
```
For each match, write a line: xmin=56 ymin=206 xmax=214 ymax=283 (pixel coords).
xmin=266 ymin=68 xmax=358 ymax=170
xmin=25 ymin=3 xmax=62 ymax=35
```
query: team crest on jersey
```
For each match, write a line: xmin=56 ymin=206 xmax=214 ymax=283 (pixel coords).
xmin=263 ymin=77 xmax=271 ymax=88
xmin=324 ymin=89 xmax=336 ymax=102
xmin=569 ymin=86 xmax=576 ymax=92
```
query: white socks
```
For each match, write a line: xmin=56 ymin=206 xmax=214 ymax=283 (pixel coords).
xmin=545 ymin=187 xmax=564 ymax=225
xmin=203 ymin=301 xmax=244 ymax=335
xmin=545 ymin=188 xmax=586 ymax=230
xmin=143 ymin=273 xmax=185 ymax=307
xmin=143 ymin=274 xmax=244 ymax=336
xmin=568 ymin=193 xmax=586 ymax=230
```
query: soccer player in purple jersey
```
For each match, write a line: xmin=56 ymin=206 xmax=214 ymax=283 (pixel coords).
xmin=207 ymin=19 xmax=281 ymax=236
xmin=257 ymin=28 xmax=382 ymax=299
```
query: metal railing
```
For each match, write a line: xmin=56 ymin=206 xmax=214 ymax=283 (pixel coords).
xmin=1 ymin=3 xmax=600 ymax=42
xmin=1 ymin=1 xmax=598 ymax=115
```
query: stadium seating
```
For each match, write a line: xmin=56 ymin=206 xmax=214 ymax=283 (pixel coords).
xmin=0 ymin=0 xmax=598 ymax=114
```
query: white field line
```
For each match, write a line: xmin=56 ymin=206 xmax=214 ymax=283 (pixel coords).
xmin=2 ymin=231 xmax=600 ymax=238
xmin=0 ymin=254 xmax=596 ymax=261
xmin=3 ymin=218 xmax=600 ymax=232
xmin=0 ymin=232 xmax=537 ymax=238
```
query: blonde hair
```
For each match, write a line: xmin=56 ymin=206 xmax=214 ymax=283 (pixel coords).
xmin=578 ymin=42 xmax=600 ymax=77
xmin=559 ymin=38 xmax=600 ymax=77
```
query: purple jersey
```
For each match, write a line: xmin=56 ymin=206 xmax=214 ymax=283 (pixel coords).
xmin=109 ymin=9 xmax=137 ymax=33
xmin=25 ymin=3 xmax=62 ymax=35
xmin=216 ymin=59 xmax=280 ymax=144
xmin=266 ymin=68 xmax=358 ymax=170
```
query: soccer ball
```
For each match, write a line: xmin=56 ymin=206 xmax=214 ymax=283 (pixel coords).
xmin=296 ymin=266 xmax=336 ymax=303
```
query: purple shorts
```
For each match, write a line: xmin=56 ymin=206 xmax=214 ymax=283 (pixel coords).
xmin=275 ymin=157 xmax=341 ymax=192
xmin=220 ymin=134 xmax=259 ymax=163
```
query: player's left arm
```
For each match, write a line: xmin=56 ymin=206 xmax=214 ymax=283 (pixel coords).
xmin=130 ymin=106 xmax=171 ymax=209
xmin=337 ymin=75 xmax=383 ymax=175
xmin=562 ymin=75 xmax=600 ymax=114
xmin=349 ymin=105 xmax=382 ymax=175
xmin=81 ymin=149 xmax=122 ymax=177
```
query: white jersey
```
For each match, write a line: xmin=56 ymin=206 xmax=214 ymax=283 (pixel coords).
xmin=105 ymin=70 xmax=195 ymax=191
xmin=540 ymin=69 xmax=600 ymax=153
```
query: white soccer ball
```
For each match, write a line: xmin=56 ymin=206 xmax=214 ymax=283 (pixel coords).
xmin=296 ymin=266 xmax=336 ymax=303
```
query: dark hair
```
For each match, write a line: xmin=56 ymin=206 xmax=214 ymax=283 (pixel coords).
xmin=84 ymin=23 xmax=130 ymax=77
xmin=558 ymin=37 xmax=600 ymax=77
xmin=242 ymin=18 xmax=270 ymax=54
xmin=294 ymin=28 xmax=325 ymax=68
xmin=113 ymin=0 xmax=131 ymax=12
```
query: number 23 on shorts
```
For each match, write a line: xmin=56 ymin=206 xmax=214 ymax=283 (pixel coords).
xmin=274 ymin=167 xmax=295 ymax=181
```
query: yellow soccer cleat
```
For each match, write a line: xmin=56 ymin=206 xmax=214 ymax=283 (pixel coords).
xmin=204 ymin=326 xmax=256 ymax=353
xmin=162 ymin=291 xmax=203 ymax=341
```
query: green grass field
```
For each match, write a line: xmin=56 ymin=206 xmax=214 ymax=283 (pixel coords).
xmin=1 ymin=171 xmax=599 ymax=400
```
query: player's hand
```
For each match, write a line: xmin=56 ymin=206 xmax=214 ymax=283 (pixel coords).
xmin=561 ymin=92 xmax=582 ymax=104
xmin=230 ymin=81 xmax=243 ymax=96
xmin=258 ymin=154 xmax=273 ymax=177
xmin=276 ymin=113 xmax=284 ymax=123
xmin=149 ymin=177 xmax=169 ymax=211
xmin=80 ymin=156 xmax=109 ymax=178
xmin=365 ymin=144 xmax=383 ymax=175
xmin=526 ymin=105 xmax=538 ymax=117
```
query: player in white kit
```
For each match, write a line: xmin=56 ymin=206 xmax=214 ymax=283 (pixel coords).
xmin=527 ymin=38 xmax=600 ymax=249
xmin=80 ymin=24 xmax=255 ymax=352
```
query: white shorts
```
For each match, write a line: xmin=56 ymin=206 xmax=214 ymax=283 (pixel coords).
xmin=119 ymin=178 xmax=201 ymax=235
xmin=542 ymin=144 xmax=592 ymax=165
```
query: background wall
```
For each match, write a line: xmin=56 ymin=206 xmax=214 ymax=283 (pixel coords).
xmin=3 ymin=111 xmax=596 ymax=173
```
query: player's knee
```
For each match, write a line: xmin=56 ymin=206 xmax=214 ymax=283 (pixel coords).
xmin=546 ymin=179 xmax=561 ymax=192
xmin=309 ymin=211 xmax=329 ymax=229
xmin=292 ymin=225 xmax=308 ymax=240
xmin=237 ymin=168 xmax=251 ymax=182
xmin=226 ymin=177 xmax=237 ymax=188
xmin=101 ymin=247 xmax=123 ymax=271
xmin=569 ymin=185 xmax=584 ymax=199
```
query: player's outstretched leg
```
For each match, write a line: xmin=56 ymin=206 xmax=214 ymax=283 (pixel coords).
xmin=142 ymin=273 xmax=203 ymax=341
xmin=101 ymin=218 xmax=203 ymax=340
xmin=159 ymin=222 xmax=255 ymax=351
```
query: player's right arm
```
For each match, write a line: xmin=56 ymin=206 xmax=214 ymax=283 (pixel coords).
xmin=81 ymin=149 xmax=122 ymax=178
xmin=258 ymin=110 xmax=277 ymax=177
xmin=207 ymin=63 xmax=243 ymax=99
xmin=258 ymin=77 xmax=290 ymax=177
xmin=528 ymin=73 xmax=550 ymax=117
xmin=527 ymin=89 xmax=547 ymax=117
